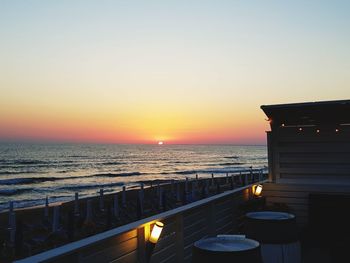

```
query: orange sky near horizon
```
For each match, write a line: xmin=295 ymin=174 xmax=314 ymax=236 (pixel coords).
xmin=0 ymin=98 xmax=269 ymax=144
xmin=1 ymin=1 xmax=349 ymax=145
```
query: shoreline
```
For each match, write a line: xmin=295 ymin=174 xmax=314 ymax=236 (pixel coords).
xmin=0 ymin=178 xmax=172 ymax=217
xmin=0 ymin=168 xmax=265 ymax=213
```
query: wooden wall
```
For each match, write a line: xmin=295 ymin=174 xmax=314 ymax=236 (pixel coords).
xmin=263 ymin=182 xmax=350 ymax=226
xmin=267 ymin=125 xmax=350 ymax=184
xmin=265 ymin=125 xmax=350 ymax=227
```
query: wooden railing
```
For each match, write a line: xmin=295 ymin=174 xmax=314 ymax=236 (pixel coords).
xmin=15 ymin=174 xmax=267 ymax=263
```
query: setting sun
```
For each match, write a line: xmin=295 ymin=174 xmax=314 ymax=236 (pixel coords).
xmin=158 ymin=141 xmax=164 ymax=145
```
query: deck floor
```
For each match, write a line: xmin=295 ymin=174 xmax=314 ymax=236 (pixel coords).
xmin=300 ymin=238 xmax=346 ymax=263
xmin=302 ymin=247 xmax=332 ymax=263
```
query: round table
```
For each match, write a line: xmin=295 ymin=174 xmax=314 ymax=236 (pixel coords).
xmin=245 ymin=211 xmax=301 ymax=263
xmin=192 ymin=236 xmax=262 ymax=263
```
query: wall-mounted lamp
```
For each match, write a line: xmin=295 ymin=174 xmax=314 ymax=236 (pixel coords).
xmin=149 ymin=221 xmax=164 ymax=244
xmin=253 ymin=184 xmax=263 ymax=197
xmin=146 ymin=221 xmax=164 ymax=262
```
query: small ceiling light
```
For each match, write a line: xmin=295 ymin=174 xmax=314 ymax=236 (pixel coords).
xmin=281 ymin=123 xmax=285 ymax=127
xmin=335 ymin=129 xmax=339 ymax=132
xmin=299 ymin=128 xmax=303 ymax=131
xmin=316 ymin=129 xmax=320 ymax=133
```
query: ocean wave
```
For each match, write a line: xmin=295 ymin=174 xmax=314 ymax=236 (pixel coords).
xmin=223 ymin=156 xmax=239 ymax=159
xmin=0 ymin=177 xmax=59 ymax=185
xmin=0 ymin=171 xmax=39 ymax=175
xmin=217 ymin=162 xmax=245 ymax=166
xmin=1 ymin=163 xmax=81 ymax=169
xmin=0 ymin=188 xmax=33 ymax=196
xmin=101 ymin=161 xmax=127 ymax=165
xmin=60 ymin=182 xmax=124 ymax=191
xmin=0 ymin=159 xmax=47 ymax=165
xmin=1 ymin=159 xmax=76 ymax=165
xmin=91 ymin=172 xmax=143 ymax=177
xmin=252 ymin=157 xmax=267 ymax=160
xmin=170 ymin=161 xmax=192 ymax=164
xmin=0 ymin=175 xmax=95 ymax=185
xmin=168 ymin=167 xmax=254 ymax=175
xmin=57 ymin=170 xmax=71 ymax=173
xmin=0 ymin=172 xmax=144 ymax=185
xmin=172 ymin=170 xmax=198 ymax=175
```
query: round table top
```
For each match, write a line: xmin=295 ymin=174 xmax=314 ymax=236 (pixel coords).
xmin=246 ymin=211 xmax=295 ymax=220
xmin=194 ymin=236 xmax=260 ymax=252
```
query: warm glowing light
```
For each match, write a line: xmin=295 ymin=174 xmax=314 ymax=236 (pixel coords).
xmin=253 ymin=184 xmax=263 ymax=196
xmin=299 ymin=128 xmax=303 ymax=131
xmin=149 ymin=221 xmax=164 ymax=244
xmin=335 ymin=128 xmax=339 ymax=132
xmin=158 ymin=141 xmax=164 ymax=145
xmin=281 ymin=123 xmax=285 ymax=127
xmin=316 ymin=129 xmax=320 ymax=133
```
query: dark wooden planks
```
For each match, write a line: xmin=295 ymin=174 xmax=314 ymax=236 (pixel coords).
xmin=264 ymin=182 xmax=350 ymax=226
xmin=269 ymin=129 xmax=350 ymax=183
xmin=110 ymin=251 xmax=138 ymax=263
xmin=80 ymin=230 xmax=138 ymax=263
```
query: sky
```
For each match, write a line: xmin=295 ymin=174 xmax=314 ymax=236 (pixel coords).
xmin=0 ymin=0 xmax=349 ymax=144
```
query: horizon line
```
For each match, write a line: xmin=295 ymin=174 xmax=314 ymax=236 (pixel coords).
xmin=0 ymin=140 xmax=267 ymax=146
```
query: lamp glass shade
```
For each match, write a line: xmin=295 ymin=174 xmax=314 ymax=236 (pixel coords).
xmin=149 ymin=221 xmax=164 ymax=244
xmin=254 ymin=184 xmax=263 ymax=196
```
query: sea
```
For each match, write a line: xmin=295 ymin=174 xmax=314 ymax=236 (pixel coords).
xmin=0 ymin=143 xmax=267 ymax=212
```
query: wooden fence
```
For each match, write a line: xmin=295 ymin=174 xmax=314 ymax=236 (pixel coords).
xmin=15 ymin=179 xmax=266 ymax=263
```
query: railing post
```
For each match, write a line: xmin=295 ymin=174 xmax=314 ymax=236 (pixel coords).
xmin=175 ymin=214 xmax=184 ymax=262
xmin=137 ymin=226 xmax=146 ymax=263
xmin=9 ymin=211 xmax=16 ymax=244
xmin=205 ymin=179 xmax=209 ymax=196
xmin=176 ymin=182 xmax=181 ymax=203
xmin=259 ymin=169 xmax=263 ymax=182
xmin=244 ymin=172 xmax=248 ymax=186
xmin=250 ymin=167 xmax=253 ymax=183
xmin=191 ymin=181 xmax=196 ymax=201
xmin=44 ymin=196 xmax=49 ymax=218
xmin=74 ymin=193 xmax=79 ymax=216
xmin=52 ymin=205 xmax=60 ymax=233
xmin=99 ymin=189 xmax=104 ymax=211
xmin=141 ymin=183 xmax=145 ymax=200
xmin=170 ymin=180 xmax=174 ymax=195
xmin=158 ymin=187 xmax=163 ymax=210
xmin=122 ymin=186 xmax=126 ymax=208
xmin=231 ymin=175 xmax=235 ymax=190
xmin=207 ymin=202 xmax=215 ymax=236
